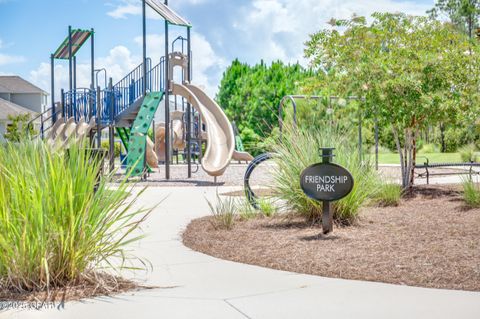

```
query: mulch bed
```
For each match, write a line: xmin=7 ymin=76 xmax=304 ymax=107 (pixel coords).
xmin=183 ymin=185 xmax=480 ymax=291
xmin=0 ymin=272 xmax=151 ymax=303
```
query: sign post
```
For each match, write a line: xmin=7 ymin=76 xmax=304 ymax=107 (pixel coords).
xmin=321 ymin=148 xmax=334 ymax=233
xmin=300 ymin=148 xmax=354 ymax=234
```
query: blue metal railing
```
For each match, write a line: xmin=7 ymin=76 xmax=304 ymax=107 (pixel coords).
xmin=148 ymin=59 xmax=164 ymax=93
xmin=62 ymin=57 xmax=165 ymax=126
xmin=113 ymin=58 xmax=153 ymax=115
xmin=63 ymin=88 xmax=96 ymax=122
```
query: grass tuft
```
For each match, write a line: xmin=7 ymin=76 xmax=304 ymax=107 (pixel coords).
xmin=462 ymin=178 xmax=480 ymax=208
xmin=207 ymin=194 xmax=237 ymax=230
xmin=257 ymin=198 xmax=277 ymax=217
xmin=238 ymin=200 xmax=258 ymax=220
xmin=459 ymin=144 xmax=477 ymax=162
xmin=0 ymin=140 xmax=152 ymax=294
xmin=419 ymin=143 xmax=440 ymax=154
xmin=374 ymin=183 xmax=402 ymax=206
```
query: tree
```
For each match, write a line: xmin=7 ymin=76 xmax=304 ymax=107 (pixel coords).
xmin=216 ymin=59 xmax=315 ymax=154
xmin=3 ymin=114 xmax=36 ymax=142
xmin=429 ymin=1 xmax=480 ymax=151
xmin=428 ymin=0 xmax=480 ymax=38
xmin=305 ymin=13 xmax=479 ymax=189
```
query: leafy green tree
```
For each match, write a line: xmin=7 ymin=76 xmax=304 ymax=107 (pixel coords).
xmin=305 ymin=13 xmax=479 ymax=188
xmin=428 ymin=1 xmax=480 ymax=150
xmin=4 ymin=114 xmax=36 ymax=142
xmin=216 ymin=59 xmax=315 ymax=154
xmin=428 ymin=0 xmax=480 ymax=38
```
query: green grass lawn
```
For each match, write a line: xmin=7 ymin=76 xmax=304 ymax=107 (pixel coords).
xmin=376 ymin=152 xmax=461 ymax=164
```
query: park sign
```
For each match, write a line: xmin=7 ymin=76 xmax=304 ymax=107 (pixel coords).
xmin=300 ymin=163 xmax=354 ymax=201
xmin=299 ymin=148 xmax=354 ymax=234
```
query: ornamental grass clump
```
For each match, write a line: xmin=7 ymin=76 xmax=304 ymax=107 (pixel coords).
xmin=459 ymin=144 xmax=478 ymax=162
xmin=462 ymin=178 xmax=480 ymax=208
xmin=271 ymin=126 xmax=379 ymax=224
xmin=0 ymin=140 xmax=151 ymax=294
xmin=207 ymin=194 xmax=237 ymax=230
xmin=374 ymin=183 xmax=402 ymax=206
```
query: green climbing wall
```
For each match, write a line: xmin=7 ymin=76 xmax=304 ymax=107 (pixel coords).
xmin=126 ymin=91 xmax=164 ymax=176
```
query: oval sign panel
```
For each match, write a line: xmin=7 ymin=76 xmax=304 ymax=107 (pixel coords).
xmin=300 ymin=163 xmax=354 ymax=201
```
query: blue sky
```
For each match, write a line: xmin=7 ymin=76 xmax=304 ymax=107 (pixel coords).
xmin=0 ymin=0 xmax=434 ymax=98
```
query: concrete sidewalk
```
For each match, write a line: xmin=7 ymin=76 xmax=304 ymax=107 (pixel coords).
xmin=4 ymin=186 xmax=480 ymax=319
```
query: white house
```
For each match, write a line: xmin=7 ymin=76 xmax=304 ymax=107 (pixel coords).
xmin=0 ymin=76 xmax=48 ymax=140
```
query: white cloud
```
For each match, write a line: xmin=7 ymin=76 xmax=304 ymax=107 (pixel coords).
xmin=0 ymin=37 xmax=24 ymax=66
xmin=233 ymin=0 xmax=431 ymax=66
xmin=95 ymin=45 xmax=139 ymax=81
xmin=0 ymin=53 xmax=25 ymax=66
xmin=107 ymin=2 xmax=141 ymax=19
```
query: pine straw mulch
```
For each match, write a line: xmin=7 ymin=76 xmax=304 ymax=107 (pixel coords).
xmin=0 ymin=272 xmax=153 ymax=303
xmin=183 ymin=184 xmax=480 ymax=292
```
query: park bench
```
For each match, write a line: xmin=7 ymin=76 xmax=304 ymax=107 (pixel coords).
xmin=415 ymin=157 xmax=480 ymax=184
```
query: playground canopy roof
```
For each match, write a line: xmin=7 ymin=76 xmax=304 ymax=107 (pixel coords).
xmin=145 ymin=0 xmax=191 ymax=27
xmin=53 ymin=29 xmax=93 ymax=60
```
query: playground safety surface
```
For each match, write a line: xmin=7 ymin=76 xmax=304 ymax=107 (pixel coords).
xmin=113 ymin=162 xmax=277 ymax=187
xmin=183 ymin=184 xmax=480 ymax=292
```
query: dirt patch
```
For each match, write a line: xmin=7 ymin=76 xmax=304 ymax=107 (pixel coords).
xmin=0 ymin=272 xmax=152 ymax=303
xmin=183 ymin=185 xmax=480 ymax=291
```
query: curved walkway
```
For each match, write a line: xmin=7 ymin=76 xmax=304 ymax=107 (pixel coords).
xmin=5 ymin=186 xmax=480 ymax=319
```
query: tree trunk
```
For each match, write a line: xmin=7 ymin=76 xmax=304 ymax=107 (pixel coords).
xmin=468 ymin=14 xmax=473 ymax=40
xmin=405 ymin=128 xmax=413 ymax=189
xmin=408 ymin=117 xmax=417 ymax=188
xmin=392 ymin=125 xmax=407 ymax=188
xmin=409 ymin=129 xmax=418 ymax=189
xmin=440 ymin=123 xmax=446 ymax=152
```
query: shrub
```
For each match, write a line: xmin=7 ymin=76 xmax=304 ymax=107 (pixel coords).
xmin=207 ymin=194 xmax=237 ymax=230
xmin=419 ymin=143 xmax=440 ymax=154
xmin=101 ymin=140 xmax=122 ymax=157
xmin=271 ymin=126 xmax=379 ymax=224
xmin=374 ymin=183 xmax=402 ymax=206
xmin=462 ymin=178 xmax=480 ymax=207
xmin=459 ymin=144 xmax=477 ymax=162
xmin=444 ymin=126 xmax=472 ymax=153
xmin=4 ymin=114 xmax=36 ymax=142
xmin=369 ymin=145 xmax=392 ymax=154
xmin=0 ymin=140 xmax=152 ymax=293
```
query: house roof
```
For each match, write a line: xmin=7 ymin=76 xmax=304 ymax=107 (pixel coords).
xmin=0 ymin=97 xmax=37 ymax=120
xmin=0 ymin=76 xmax=48 ymax=94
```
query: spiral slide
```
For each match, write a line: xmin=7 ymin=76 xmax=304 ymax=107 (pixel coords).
xmin=171 ymin=82 xmax=253 ymax=176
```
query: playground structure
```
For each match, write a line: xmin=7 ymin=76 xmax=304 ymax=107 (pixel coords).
xmin=31 ymin=0 xmax=252 ymax=179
